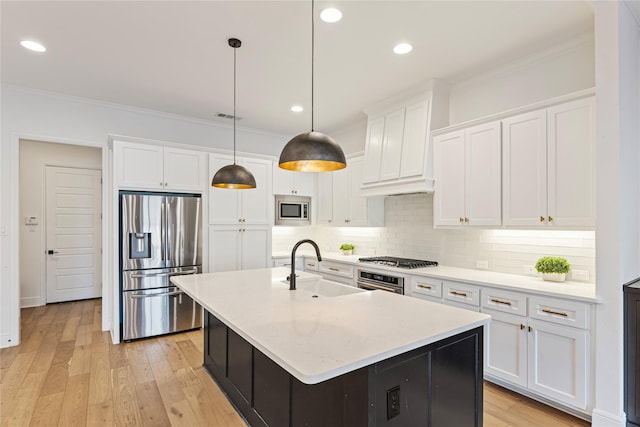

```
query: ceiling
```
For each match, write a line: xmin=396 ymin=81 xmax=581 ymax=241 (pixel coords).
xmin=1 ymin=1 xmax=594 ymax=137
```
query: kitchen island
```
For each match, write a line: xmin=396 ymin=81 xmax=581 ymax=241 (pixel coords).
xmin=172 ymin=268 xmax=490 ymax=427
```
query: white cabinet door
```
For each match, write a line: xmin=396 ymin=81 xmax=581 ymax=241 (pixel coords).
xmin=241 ymin=158 xmax=271 ymax=225
xmin=527 ymin=319 xmax=588 ymax=410
xmin=114 ymin=141 xmax=164 ymax=190
xmin=273 ymin=164 xmax=315 ymax=196
xmin=400 ymin=100 xmax=429 ymax=178
xmin=293 ymin=172 xmax=316 ymax=197
xmin=163 ymin=147 xmax=206 ymax=192
xmin=465 ymin=122 xmax=501 ymax=226
xmin=209 ymin=154 xmax=241 ymax=224
xmin=316 ymin=172 xmax=333 ymax=224
xmin=362 ymin=116 xmax=385 ymax=183
xmin=502 ymin=109 xmax=547 ymax=227
xmin=208 ymin=226 xmax=241 ymax=272
xmin=483 ymin=309 xmax=528 ymax=387
xmin=433 ymin=130 xmax=465 ymax=226
xmin=547 ymin=97 xmax=595 ymax=227
xmin=379 ymin=108 xmax=405 ymax=181
xmin=241 ymin=227 xmax=270 ymax=270
xmin=332 ymin=167 xmax=349 ymax=225
xmin=347 ymin=157 xmax=368 ymax=226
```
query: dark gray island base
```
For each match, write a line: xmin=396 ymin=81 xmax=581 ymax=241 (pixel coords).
xmin=203 ymin=310 xmax=484 ymax=427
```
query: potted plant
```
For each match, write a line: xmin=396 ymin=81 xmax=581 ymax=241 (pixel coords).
xmin=535 ymin=256 xmax=571 ymax=282
xmin=340 ymin=244 xmax=354 ymax=255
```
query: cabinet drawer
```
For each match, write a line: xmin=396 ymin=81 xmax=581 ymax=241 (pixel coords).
xmin=319 ymin=261 xmax=354 ymax=278
xmin=303 ymin=258 xmax=320 ymax=272
xmin=481 ymin=288 xmax=527 ymax=317
xmin=443 ymin=281 xmax=480 ymax=306
xmin=273 ymin=257 xmax=303 ymax=270
xmin=528 ymin=296 xmax=589 ymax=329
xmin=443 ymin=299 xmax=481 ymax=312
xmin=411 ymin=276 xmax=442 ymax=299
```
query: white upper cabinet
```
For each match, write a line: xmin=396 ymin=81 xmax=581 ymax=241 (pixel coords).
xmin=434 ymin=121 xmax=502 ymax=227
xmin=114 ymin=141 xmax=206 ymax=192
xmin=316 ymin=155 xmax=384 ymax=227
xmin=272 ymin=165 xmax=315 ymax=197
xmin=361 ymin=81 xmax=449 ymax=196
xmin=503 ymin=97 xmax=595 ymax=228
xmin=208 ymin=225 xmax=270 ymax=273
xmin=209 ymin=153 xmax=272 ymax=225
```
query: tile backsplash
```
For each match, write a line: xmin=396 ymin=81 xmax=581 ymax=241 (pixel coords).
xmin=272 ymin=193 xmax=595 ymax=282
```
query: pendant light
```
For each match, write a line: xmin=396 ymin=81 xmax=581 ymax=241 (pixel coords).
xmin=212 ymin=38 xmax=257 ymax=189
xmin=278 ymin=0 xmax=346 ymax=172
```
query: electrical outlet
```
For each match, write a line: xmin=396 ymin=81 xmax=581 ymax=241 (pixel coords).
xmin=476 ymin=260 xmax=489 ymax=270
xmin=572 ymin=269 xmax=589 ymax=281
xmin=523 ymin=265 xmax=537 ymax=276
xmin=387 ymin=386 xmax=400 ymax=420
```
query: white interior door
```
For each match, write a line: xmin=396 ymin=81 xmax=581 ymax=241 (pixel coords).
xmin=46 ymin=166 xmax=102 ymax=303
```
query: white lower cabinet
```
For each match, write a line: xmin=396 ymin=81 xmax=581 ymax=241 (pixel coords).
xmin=209 ymin=226 xmax=270 ymax=272
xmin=482 ymin=291 xmax=590 ymax=411
xmin=273 ymin=257 xmax=303 ymax=270
xmin=318 ymin=260 xmax=354 ymax=286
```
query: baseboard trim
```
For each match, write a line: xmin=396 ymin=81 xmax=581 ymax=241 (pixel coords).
xmin=591 ymin=408 xmax=626 ymax=427
xmin=20 ymin=296 xmax=43 ymax=308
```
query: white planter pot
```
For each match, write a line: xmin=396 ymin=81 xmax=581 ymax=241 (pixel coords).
xmin=342 ymin=250 xmax=352 ymax=256
xmin=541 ymin=272 xmax=566 ymax=282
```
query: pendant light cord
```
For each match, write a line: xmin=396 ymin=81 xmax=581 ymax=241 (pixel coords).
xmin=233 ymin=45 xmax=237 ymax=165
xmin=311 ymin=0 xmax=315 ymax=132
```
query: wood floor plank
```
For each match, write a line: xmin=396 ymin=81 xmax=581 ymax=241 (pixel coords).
xmin=0 ymin=371 xmax=47 ymax=426
xmin=125 ymin=342 xmax=155 ymax=385
xmin=88 ymin=351 xmax=112 ymax=405
xmin=164 ymin=399 xmax=202 ymax=427
xmin=28 ymin=392 xmax=64 ymax=427
xmin=60 ymin=316 xmax=81 ymax=342
xmin=135 ymin=381 xmax=172 ymax=427
xmin=50 ymin=340 xmax=75 ymax=366
xmin=86 ymin=400 xmax=114 ymax=426
xmin=27 ymin=350 xmax=55 ymax=374
xmin=176 ymin=339 xmax=203 ymax=369
xmin=111 ymin=365 xmax=143 ymax=426
xmin=57 ymin=373 xmax=90 ymax=427
xmin=0 ymin=351 xmax=36 ymax=403
xmin=39 ymin=363 xmax=69 ymax=397
xmin=68 ymin=344 xmax=92 ymax=377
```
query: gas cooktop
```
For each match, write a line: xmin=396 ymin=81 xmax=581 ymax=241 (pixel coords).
xmin=358 ymin=256 xmax=439 ymax=269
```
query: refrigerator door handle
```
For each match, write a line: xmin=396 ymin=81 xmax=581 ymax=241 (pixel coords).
xmin=129 ymin=290 xmax=185 ymax=299
xmin=160 ymin=200 xmax=166 ymax=262
xmin=129 ymin=268 xmax=198 ymax=279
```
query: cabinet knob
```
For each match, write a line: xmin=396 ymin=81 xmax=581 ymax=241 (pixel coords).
xmin=520 ymin=324 xmax=525 ymax=330
xmin=160 ymin=182 xmax=164 ymax=186
xmin=464 ymin=217 xmax=469 ymax=223
xmin=459 ymin=217 xmax=464 ymax=223
xmin=239 ymin=219 xmax=242 ymax=222
xmin=548 ymin=216 xmax=553 ymax=222
xmin=528 ymin=326 xmax=532 ymax=332
xmin=539 ymin=216 xmax=545 ymax=222
xmin=165 ymin=182 xmax=168 ymax=187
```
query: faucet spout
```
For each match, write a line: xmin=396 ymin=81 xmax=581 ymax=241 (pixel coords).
xmin=289 ymin=239 xmax=322 ymax=290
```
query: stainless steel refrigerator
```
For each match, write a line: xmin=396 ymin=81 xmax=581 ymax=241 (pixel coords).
xmin=119 ymin=191 xmax=202 ymax=341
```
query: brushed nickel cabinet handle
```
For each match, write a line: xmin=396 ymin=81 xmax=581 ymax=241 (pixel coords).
xmin=451 ymin=291 xmax=468 ymax=297
xmin=490 ymin=298 xmax=512 ymax=306
xmin=417 ymin=284 xmax=432 ymax=290
xmin=542 ymin=308 xmax=568 ymax=317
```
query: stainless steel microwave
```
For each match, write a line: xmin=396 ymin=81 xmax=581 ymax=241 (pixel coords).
xmin=275 ymin=195 xmax=311 ymax=226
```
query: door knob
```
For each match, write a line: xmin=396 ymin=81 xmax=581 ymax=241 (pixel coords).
xmin=47 ymin=250 xmax=59 ymax=255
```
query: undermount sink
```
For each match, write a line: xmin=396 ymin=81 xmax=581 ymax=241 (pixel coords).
xmin=296 ymin=279 xmax=365 ymax=297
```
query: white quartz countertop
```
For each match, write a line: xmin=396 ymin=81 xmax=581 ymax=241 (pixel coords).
xmin=273 ymin=252 xmax=598 ymax=303
xmin=172 ymin=267 xmax=490 ymax=384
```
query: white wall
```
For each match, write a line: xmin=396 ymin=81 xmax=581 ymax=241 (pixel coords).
xmin=449 ymin=36 xmax=595 ymax=125
xmin=19 ymin=140 xmax=102 ymax=307
xmin=592 ymin=2 xmax=640 ymax=426
xmin=0 ymin=85 xmax=289 ymax=347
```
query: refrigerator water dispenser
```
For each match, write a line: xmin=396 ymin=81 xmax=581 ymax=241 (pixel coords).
xmin=129 ymin=233 xmax=151 ymax=259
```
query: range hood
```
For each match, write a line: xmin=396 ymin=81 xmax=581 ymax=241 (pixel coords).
xmin=360 ymin=177 xmax=434 ymax=197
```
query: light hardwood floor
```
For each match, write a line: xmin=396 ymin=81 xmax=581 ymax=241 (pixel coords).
xmin=1 ymin=299 xmax=589 ymax=426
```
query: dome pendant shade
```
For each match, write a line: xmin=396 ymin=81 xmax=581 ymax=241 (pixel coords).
xmin=211 ymin=164 xmax=256 ymax=189
xmin=279 ymin=131 xmax=346 ymax=172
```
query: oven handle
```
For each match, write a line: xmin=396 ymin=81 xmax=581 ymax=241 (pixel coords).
xmin=357 ymin=281 xmax=401 ymax=294
xmin=130 ymin=268 xmax=198 ymax=279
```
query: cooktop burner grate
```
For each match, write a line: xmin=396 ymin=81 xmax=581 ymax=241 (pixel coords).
xmin=358 ymin=256 xmax=439 ymax=269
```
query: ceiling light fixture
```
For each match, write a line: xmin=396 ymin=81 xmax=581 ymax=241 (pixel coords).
xmin=320 ymin=7 xmax=342 ymax=23
xmin=211 ymin=38 xmax=257 ymax=189
xmin=20 ymin=40 xmax=46 ymax=52
xmin=393 ymin=43 xmax=413 ymax=55
xmin=291 ymin=105 xmax=304 ymax=113
xmin=279 ymin=0 xmax=346 ymax=173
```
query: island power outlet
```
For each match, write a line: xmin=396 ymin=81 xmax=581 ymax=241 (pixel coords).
xmin=387 ymin=386 xmax=401 ymax=420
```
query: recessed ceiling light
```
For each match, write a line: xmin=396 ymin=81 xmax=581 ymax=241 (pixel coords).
xmin=291 ymin=105 xmax=304 ymax=113
xmin=20 ymin=40 xmax=46 ymax=52
xmin=393 ymin=43 xmax=413 ymax=55
xmin=320 ymin=8 xmax=342 ymax=23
